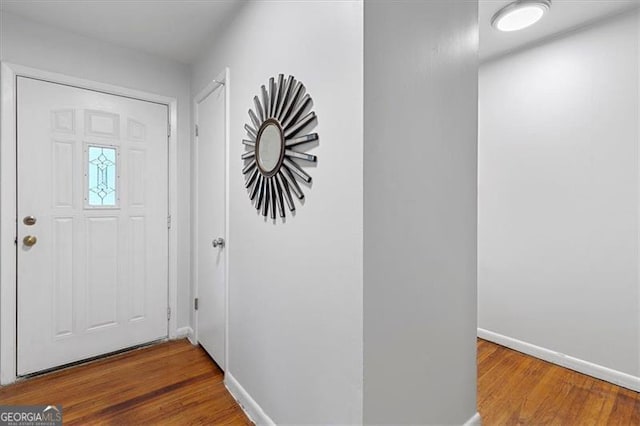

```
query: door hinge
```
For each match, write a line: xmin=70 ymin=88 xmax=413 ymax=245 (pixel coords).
xmin=194 ymin=298 xmax=199 ymax=311
xmin=167 ymin=307 xmax=171 ymax=320
xmin=195 ymin=124 xmax=199 ymax=137
xmin=167 ymin=215 xmax=172 ymax=229
xmin=168 ymin=123 xmax=171 ymax=137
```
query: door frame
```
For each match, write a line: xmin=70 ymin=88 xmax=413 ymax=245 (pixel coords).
xmin=0 ymin=62 xmax=180 ymax=385
xmin=192 ymin=67 xmax=230 ymax=370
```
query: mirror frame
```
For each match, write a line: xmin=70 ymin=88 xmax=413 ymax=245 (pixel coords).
xmin=241 ymin=74 xmax=319 ymax=220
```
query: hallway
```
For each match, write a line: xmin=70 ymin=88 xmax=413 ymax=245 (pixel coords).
xmin=0 ymin=0 xmax=639 ymax=422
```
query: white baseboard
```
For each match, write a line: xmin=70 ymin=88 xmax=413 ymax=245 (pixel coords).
xmin=478 ymin=328 xmax=640 ymax=392
xmin=463 ymin=412 xmax=482 ymax=426
xmin=175 ymin=326 xmax=193 ymax=341
xmin=225 ymin=372 xmax=275 ymax=425
xmin=187 ymin=332 xmax=197 ymax=345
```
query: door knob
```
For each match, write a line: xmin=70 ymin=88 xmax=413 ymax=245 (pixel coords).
xmin=212 ymin=237 xmax=225 ymax=248
xmin=23 ymin=235 xmax=37 ymax=247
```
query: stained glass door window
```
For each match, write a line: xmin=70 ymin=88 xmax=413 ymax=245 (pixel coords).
xmin=87 ymin=145 xmax=118 ymax=207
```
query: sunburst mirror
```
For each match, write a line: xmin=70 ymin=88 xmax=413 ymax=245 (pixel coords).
xmin=242 ymin=74 xmax=318 ymax=219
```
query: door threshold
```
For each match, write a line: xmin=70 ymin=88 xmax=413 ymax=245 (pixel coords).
xmin=16 ymin=338 xmax=169 ymax=382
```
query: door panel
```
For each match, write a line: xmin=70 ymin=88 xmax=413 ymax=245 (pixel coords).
xmin=17 ymin=77 xmax=169 ymax=375
xmin=196 ymin=84 xmax=226 ymax=369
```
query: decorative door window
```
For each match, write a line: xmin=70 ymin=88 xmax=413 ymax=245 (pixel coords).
xmin=86 ymin=145 xmax=119 ymax=207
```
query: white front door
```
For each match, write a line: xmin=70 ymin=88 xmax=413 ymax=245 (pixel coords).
xmin=17 ymin=77 xmax=169 ymax=375
xmin=195 ymin=82 xmax=226 ymax=369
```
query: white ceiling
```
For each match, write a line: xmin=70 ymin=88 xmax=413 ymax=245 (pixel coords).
xmin=480 ymin=0 xmax=640 ymax=61
xmin=1 ymin=1 xmax=637 ymax=64
xmin=0 ymin=0 xmax=246 ymax=64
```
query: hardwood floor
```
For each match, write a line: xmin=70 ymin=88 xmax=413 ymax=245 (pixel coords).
xmin=478 ymin=338 xmax=640 ymax=425
xmin=2 ymin=337 xmax=638 ymax=425
xmin=0 ymin=339 xmax=251 ymax=425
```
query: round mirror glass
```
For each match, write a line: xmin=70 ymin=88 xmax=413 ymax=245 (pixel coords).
xmin=257 ymin=122 xmax=284 ymax=175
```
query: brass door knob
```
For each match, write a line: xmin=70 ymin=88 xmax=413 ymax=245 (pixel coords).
xmin=23 ymin=235 xmax=37 ymax=247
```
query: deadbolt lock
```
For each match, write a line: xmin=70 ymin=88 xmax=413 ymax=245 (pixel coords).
xmin=23 ymin=216 xmax=37 ymax=226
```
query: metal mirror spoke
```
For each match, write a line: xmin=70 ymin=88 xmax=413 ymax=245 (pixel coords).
xmin=242 ymin=74 xmax=318 ymax=220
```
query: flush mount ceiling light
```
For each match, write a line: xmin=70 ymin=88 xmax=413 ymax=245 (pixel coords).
xmin=491 ymin=0 xmax=551 ymax=32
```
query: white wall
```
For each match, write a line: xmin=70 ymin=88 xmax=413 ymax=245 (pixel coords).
xmin=191 ymin=1 xmax=364 ymax=423
xmin=479 ymin=11 xmax=640 ymax=377
xmin=363 ymin=1 xmax=479 ymax=424
xmin=0 ymin=11 xmax=193 ymax=330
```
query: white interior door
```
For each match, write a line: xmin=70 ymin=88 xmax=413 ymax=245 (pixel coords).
xmin=17 ymin=77 xmax=169 ymax=375
xmin=196 ymin=82 xmax=226 ymax=369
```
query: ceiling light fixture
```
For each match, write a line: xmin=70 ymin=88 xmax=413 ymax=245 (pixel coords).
xmin=491 ymin=0 xmax=551 ymax=32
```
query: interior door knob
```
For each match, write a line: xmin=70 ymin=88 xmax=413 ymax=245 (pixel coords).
xmin=212 ymin=237 xmax=225 ymax=248
xmin=23 ymin=235 xmax=37 ymax=247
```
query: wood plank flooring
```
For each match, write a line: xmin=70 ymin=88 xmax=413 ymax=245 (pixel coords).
xmin=0 ymin=339 xmax=251 ymax=425
xmin=1 ymin=337 xmax=638 ymax=425
xmin=478 ymin=338 xmax=640 ymax=425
